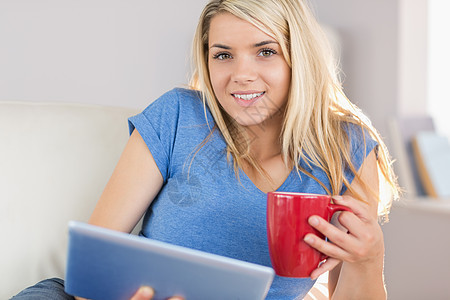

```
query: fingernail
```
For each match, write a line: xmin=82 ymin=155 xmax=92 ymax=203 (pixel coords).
xmin=139 ymin=286 xmax=154 ymax=297
xmin=304 ymin=234 xmax=313 ymax=243
xmin=332 ymin=195 xmax=343 ymax=201
xmin=309 ymin=216 xmax=319 ymax=226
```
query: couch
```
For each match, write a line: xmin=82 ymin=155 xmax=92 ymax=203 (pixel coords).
xmin=0 ymin=101 xmax=139 ymax=298
xmin=1 ymin=101 xmax=328 ymax=299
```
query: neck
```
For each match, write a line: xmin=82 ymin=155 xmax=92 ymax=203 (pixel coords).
xmin=244 ymin=117 xmax=284 ymax=163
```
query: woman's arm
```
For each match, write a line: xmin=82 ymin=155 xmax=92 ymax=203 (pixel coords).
xmin=75 ymin=131 xmax=179 ymax=300
xmin=89 ymin=129 xmax=164 ymax=233
xmin=304 ymin=149 xmax=386 ymax=299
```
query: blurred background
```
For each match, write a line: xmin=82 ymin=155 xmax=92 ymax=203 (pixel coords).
xmin=1 ymin=0 xmax=449 ymax=299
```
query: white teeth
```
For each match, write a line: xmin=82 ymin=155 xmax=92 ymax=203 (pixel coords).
xmin=233 ymin=92 xmax=264 ymax=101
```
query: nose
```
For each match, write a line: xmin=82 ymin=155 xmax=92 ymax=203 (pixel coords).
xmin=231 ymin=56 xmax=257 ymax=84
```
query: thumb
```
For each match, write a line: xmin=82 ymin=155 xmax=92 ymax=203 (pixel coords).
xmin=130 ymin=286 xmax=154 ymax=300
xmin=310 ymin=257 xmax=341 ymax=280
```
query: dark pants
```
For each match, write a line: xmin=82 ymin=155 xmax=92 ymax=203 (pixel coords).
xmin=11 ymin=278 xmax=75 ymax=300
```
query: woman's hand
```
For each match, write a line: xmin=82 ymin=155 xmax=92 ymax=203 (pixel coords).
xmin=305 ymin=195 xmax=384 ymax=278
xmin=75 ymin=287 xmax=184 ymax=300
xmin=304 ymin=194 xmax=387 ymax=299
xmin=304 ymin=195 xmax=384 ymax=279
xmin=129 ymin=287 xmax=155 ymax=300
xmin=130 ymin=287 xmax=184 ymax=300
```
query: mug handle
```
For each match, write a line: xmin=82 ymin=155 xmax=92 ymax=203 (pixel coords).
xmin=327 ymin=203 xmax=352 ymax=216
xmin=319 ymin=204 xmax=353 ymax=261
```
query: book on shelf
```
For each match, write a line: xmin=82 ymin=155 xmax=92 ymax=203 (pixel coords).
xmin=411 ymin=131 xmax=450 ymax=198
xmin=387 ymin=116 xmax=435 ymax=198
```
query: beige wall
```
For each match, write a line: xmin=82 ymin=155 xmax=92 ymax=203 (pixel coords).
xmin=0 ymin=0 xmax=208 ymax=109
xmin=1 ymin=0 xmax=430 ymax=136
xmin=313 ymin=0 xmax=429 ymax=139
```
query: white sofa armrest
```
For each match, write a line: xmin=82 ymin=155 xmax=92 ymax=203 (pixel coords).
xmin=0 ymin=101 xmax=138 ymax=299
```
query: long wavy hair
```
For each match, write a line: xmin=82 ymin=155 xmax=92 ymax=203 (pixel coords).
xmin=189 ymin=0 xmax=399 ymax=219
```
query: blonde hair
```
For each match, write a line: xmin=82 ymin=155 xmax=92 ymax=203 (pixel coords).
xmin=189 ymin=0 xmax=399 ymax=219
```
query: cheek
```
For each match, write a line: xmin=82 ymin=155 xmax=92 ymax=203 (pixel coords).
xmin=209 ymin=66 xmax=228 ymax=95
xmin=282 ymin=74 xmax=291 ymax=94
xmin=262 ymin=60 xmax=290 ymax=84
xmin=208 ymin=64 xmax=219 ymax=86
xmin=265 ymin=72 xmax=290 ymax=95
xmin=273 ymin=66 xmax=291 ymax=94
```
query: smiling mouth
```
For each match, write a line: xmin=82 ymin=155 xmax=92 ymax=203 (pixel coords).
xmin=231 ymin=92 xmax=265 ymax=101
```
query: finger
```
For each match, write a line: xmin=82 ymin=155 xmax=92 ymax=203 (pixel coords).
xmin=308 ymin=215 xmax=358 ymax=250
xmin=332 ymin=195 xmax=372 ymax=220
xmin=130 ymin=286 xmax=154 ymax=300
xmin=330 ymin=211 xmax=347 ymax=232
xmin=304 ymin=231 xmax=350 ymax=263
xmin=168 ymin=297 xmax=185 ymax=300
xmin=309 ymin=257 xmax=341 ymax=280
xmin=335 ymin=209 xmax=370 ymax=239
xmin=306 ymin=214 xmax=364 ymax=259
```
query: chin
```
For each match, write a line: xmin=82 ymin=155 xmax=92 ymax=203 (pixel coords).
xmin=232 ymin=115 xmax=267 ymax=128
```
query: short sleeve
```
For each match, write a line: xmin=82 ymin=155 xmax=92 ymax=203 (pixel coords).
xmin=341 ymin=123 xmax=378 ymax=193
xmin=128 ymin=89 xmax=181 ymax=182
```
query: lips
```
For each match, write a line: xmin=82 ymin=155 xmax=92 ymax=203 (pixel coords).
xmin=231 ymin=91 xmax=265 ymax=107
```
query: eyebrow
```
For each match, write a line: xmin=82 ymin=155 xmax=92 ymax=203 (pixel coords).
xmin=209 ymin=40 xmax=278 ymax=50
xmin=254 ymin=40 xmax=278 ymax=47
xmin=210 ymin=43 xmax=231 ymax=50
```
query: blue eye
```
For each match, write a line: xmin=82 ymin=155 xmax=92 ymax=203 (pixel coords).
xmin=259 ymin=48 xmax=277 ymax=57
xmin=212 ymin=52 xmax=232 ymax=60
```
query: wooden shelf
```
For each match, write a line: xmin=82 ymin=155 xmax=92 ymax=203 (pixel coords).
xmin=392 ymin=197 xmax=450 ymax=215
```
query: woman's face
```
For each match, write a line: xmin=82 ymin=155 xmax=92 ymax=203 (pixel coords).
xmin=208 ymin=12 xmax=291 ymax=130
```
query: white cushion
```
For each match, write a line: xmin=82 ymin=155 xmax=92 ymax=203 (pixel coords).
xmin=0 ymin=101 xmax=138 ymax=298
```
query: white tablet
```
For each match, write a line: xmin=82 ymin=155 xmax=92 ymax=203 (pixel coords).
xmin=65 ymin=221 xmax=274 ymax=300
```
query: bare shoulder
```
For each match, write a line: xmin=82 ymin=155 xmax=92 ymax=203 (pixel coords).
xmin=89 ymin=129 xmax=164 ymax=233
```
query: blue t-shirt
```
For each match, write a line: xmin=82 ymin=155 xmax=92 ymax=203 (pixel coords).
xmin=128 ymin=88 xmax=377 ymax=299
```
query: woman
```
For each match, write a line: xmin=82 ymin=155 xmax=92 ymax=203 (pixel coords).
xmin=13 ymin=0 xmax=399 ymax=299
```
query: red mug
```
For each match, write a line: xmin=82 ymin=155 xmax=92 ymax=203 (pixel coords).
xmin=266 ymin=192 xmax=351 ymax=278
